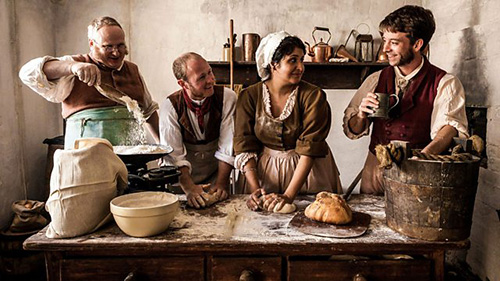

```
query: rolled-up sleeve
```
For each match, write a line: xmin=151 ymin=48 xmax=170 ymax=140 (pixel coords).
xmin=233 ymin=89 xmax=262 ymax=154
xmin=295 ymin=88 xmax=330 ymax=157
xmin=214 ymin=88 xmax=236 ymax=166
xmin=18 ymin=55 xmax=75 ymax=103
xmin=342 ymin=71 xmax=380 ymax=139
xmin=159 ymin=97 xmax=191 ymax=171
xmin=430 ymin=74 xmax=469 ymax=139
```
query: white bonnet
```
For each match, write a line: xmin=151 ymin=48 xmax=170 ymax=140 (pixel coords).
xmin=255 ymin=31 xmax=291 ymax=81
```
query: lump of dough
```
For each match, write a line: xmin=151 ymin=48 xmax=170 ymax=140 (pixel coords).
xmin=273 ymin=202 xmax=297 ymax=214
xmin=304 ymin=191 xmax=352 ymax=224
xmin=203 ymin=192 xmax=219 ymax=207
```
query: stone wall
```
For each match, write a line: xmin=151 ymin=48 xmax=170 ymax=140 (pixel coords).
xmin=426 ymin=0 xmax=500 ymax=279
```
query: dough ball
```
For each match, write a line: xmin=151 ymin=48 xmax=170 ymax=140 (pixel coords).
xmin=203 ymin=192 xmax=219 ymax=207
xmin=273 ymin=202 xmax=297 ymax=214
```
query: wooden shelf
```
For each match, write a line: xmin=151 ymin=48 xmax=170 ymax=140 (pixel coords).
xmin=209 ymin=61 xmax=389 ymax=89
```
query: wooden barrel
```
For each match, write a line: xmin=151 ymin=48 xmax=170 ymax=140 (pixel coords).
xmin=384 ymin=156 xmax=480 ymax=241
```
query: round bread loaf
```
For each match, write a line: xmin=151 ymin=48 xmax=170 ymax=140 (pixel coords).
xmin=304 ymin=191 xmax=352 ymax=224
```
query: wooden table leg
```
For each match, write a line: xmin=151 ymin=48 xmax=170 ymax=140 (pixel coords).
xmin=430 ymin=250 xmax=445 ymax=281
xmin=44 ymin=252 xmax=62 ymax=281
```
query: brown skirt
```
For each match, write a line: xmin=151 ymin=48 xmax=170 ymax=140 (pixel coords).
xmin=239 ymin=146 xmax=343 ymax=195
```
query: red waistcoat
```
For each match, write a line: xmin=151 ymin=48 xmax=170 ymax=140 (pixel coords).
xmin=369 ymin=59 xmax=446 ymax=153
xmin=61 ymin=54 xmax=147 ymax=118
xmin=168 ymin=86 xmax=224 ymax=145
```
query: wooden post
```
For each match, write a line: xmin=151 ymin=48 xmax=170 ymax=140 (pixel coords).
xmin=229 ymin=19 xmax=234 ymax=90
xmin=229 ymin=19 xmax=236 ymax=195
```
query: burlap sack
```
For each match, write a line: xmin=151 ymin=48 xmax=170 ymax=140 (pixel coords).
xmin=46 ymin=138 xmax=128 ymax=238
xmin=1 ymin=200 xmax=49 ymax=236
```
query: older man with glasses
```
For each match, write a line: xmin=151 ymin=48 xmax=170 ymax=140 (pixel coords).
xmin=19 ymin=16 xmax=160 ymax=149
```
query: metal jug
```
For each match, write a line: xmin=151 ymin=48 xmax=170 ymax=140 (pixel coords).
xmin=242 ymin=33 xmax=260 ymax=62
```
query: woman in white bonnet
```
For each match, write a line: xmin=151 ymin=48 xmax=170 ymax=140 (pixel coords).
xmin=233 ymin=31 xmax=342 ymax=212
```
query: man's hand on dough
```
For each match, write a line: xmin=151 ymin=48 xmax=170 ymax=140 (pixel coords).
xmin=186 ymin=184 xmax=210 ymax=209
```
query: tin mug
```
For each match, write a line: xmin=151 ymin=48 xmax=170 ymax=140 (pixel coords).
xmin=368 ymin=92 xmax=399 ymax=118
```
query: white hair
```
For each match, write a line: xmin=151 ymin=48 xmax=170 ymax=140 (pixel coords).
xmin=87 ymin=16 xmax=122 ymax=41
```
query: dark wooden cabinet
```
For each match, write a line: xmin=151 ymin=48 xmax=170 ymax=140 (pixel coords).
xmin=288 ymin=258 xmax=432 ymax=281
xmin=58 ymin=256 xmax=204 ymax=281
xmin=24 ymin=195 xmax=468 ymax=281
xmin=209 ymin=256 xmax=282 ymax=281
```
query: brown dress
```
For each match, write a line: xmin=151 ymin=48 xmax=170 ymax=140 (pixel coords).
xmin=234 ymin=81 xmax=342 ymax=194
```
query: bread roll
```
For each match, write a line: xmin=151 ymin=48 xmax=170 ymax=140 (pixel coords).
xmin=304 ymin=191 xmax=352 ymax=224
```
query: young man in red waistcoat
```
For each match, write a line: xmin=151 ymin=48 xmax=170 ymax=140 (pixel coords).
xmin=343 ymin=5 xmax=468 ymax=194
xmin=160 ymin=53 xmax=237 ymax=208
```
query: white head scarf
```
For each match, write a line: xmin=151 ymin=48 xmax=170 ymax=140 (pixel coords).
xmin=255 ymin=31 xmax=291 ymax=81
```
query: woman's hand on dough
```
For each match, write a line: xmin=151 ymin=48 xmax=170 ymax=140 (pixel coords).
xmin=265 ymin=194 xmax=292 ymax=212
xmin=262 ymin=193 xmax=286 ymax=212
xmin=246 ymin=188 xmax=264 ymax=211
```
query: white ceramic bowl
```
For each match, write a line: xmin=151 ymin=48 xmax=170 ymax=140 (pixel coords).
xmin=110 ymin=191 xmax=179 ymax=237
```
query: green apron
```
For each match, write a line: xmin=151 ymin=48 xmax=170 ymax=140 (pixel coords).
xmin=65 ymin=106 xmax=142 ymax=149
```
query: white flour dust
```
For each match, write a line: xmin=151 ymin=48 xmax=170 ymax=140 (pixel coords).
xmin=119 ymin=96 xmax=147 ymax=144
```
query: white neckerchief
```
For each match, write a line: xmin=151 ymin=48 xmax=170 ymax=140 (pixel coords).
xmin=394 ymin=58 xmax=425 ymax=94
xmin=262 ymin=83 xmax=298 ymax=120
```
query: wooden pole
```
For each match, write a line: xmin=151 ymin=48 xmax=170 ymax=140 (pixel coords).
xmin=229 ymin=19 xmax=234 ymax=90
xmin=229 ymin=19 xmax=236 ymax=195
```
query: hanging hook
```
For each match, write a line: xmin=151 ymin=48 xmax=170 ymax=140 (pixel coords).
xmin=356 ymin=23 xmax=370 ymax=34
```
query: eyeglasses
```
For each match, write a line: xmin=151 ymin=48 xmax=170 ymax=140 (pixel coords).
xmin=92 ymin=39 xmax=127 ymax=52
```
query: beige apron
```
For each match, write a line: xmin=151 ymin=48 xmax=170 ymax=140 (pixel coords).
xmin=255 ymin=146 xmax=343 ymax=195
xmin=360 ymin=151 xmax=386 ymax=195
xmin=239 ymin=107 xmax=342 ymax=194
xmin=184 ymin=139 xmax=219 ymax=184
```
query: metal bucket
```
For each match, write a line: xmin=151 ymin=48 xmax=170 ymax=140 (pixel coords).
xmin=384 ymin=156 xmax=480 ymax=241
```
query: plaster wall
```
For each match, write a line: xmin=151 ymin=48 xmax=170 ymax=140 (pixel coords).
xmin=0 ymin=0 xmax=24 ymax=229
xmin=0 ymin=0 xmax=60 ymax=229
xmin=2 ymin=0 xmax=498 ymax=280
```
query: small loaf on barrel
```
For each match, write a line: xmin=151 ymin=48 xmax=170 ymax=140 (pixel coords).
xmin=305 ymin=191 xmax=352 ymax=224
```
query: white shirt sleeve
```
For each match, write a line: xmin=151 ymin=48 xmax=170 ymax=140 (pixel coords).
xmin=18 ymin=55 xmax=76 ymax=103
xmin=214 ymin=88 xmax=236 ymax=166
xmin=159 ymin=97 xmax=192 ymax=172
xmin=430 ymin=74 xmax=469 ymax=139
xmin=342 ymin=71 xmax=380 ymax=139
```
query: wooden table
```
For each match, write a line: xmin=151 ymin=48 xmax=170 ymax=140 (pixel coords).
xmin=24 ymin=195 xmax=468 ymax=281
